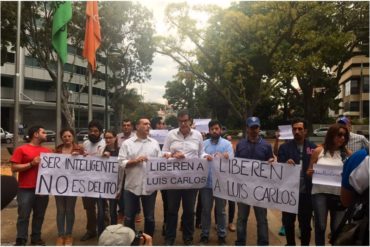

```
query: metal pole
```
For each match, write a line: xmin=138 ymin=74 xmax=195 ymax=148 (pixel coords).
xmin=13 ymin=1 xmax=21 ymax=151
xmin=88 ymin=65 xmax=93 ymax=122
xmin=105 ymin=56 xmax=108 ymax=131
xmin=56 ymin=58 xmax=62 ymax=146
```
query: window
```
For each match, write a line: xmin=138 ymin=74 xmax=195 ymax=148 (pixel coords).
xmin=24 ymin=79 xmax=52 ymax=91
xmin=350 ymin=79 xmax=359 ymax=94
xmin=363 ymin=101 xmax=369 ymax=117
xmin=64 ymin=63 xmax=74 ymax=73
xmin=363 ymin=77 xmax=369 ymax=93
xmin=1 ymin=76 xmax=13 ymax=87
xmin=25 ymin=56 xmax=40 ymax=67
xmin=350 ymin=102 xmax=360 ymax=112
xmin=345 ymin=81 xmax=351 ymax=96
xmin=4 ymin=52 xmax=15 ymax=63
xmin=67 ymin=45 xmax=76 ymax=54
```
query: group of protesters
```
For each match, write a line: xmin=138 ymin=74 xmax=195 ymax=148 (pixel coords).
xmin=8 ymin=108 xmax=369 ymax=246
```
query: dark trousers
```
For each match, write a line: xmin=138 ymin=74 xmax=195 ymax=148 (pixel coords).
xmin=161 ymin=190 xmax=168 ymax=223
xmin=195 ymin=191 xmax=202 ymax=226
xmin=82 ymin=197 xmax=97 ymax=234
xmin=282 ymin=193 xmax=313 ymax=245
xmin=166 ymin=189 xmax=197 ymax=243
xmin=97 ymin=198 xmax=117 ymax=236
xmin=215 ymin=200 xmax=235 ymax=225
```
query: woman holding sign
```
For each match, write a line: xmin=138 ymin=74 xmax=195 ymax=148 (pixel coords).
xmin=54 ymin=128 xmax=84 ymax=246
xmin=97 ymin=130 xmax=119 ymax=237
xmin=307 ymin=123 xmax=351 ymax=246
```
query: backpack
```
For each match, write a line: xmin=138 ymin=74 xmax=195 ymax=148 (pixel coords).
xmin=330 ymin=189 xmax=369 ymax=245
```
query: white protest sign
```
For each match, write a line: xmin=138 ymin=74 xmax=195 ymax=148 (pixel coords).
xmin=212 ymin=158 xmax=300 ymax=214
xmin=278 ymin=125 xmax=294 ymax=140
xmin=145 ymin=157 xmax=209 ymax=191
xmin=312 ymin=164 xmax=342 ymax=188
xmin=193 ymin=119 xmax=211 ymax=133
xmin=36 ymin=153 xmax=119 ymax=199
xmin=149 ymin=129 xmax=168 ymax=145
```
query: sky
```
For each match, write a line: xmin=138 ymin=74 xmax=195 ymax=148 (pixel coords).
xmin=127 ymin=0 xmax=233 ymax=105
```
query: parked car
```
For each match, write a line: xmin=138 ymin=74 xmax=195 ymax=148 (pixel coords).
xmin=76 ymin=129 xmax=89 ymax=141
xmin=45 ymin=130 xmax=56 ymax=142
xmin=1 ymin=127 xmax=13 ymax=144
xmin=313 ymin=127 xmax=329 ymax=137
xmin=23 ymin=129 xmax=56 ymax=142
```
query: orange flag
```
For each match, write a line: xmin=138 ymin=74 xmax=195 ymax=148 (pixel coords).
xmin=83 ymin=1 xmax=101 ymax=71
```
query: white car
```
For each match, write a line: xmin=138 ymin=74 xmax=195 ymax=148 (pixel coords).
xmin=313 ymin=127 xmax=329 ymax=137
xmin=1 ymin=127 xmax=13 ymax=144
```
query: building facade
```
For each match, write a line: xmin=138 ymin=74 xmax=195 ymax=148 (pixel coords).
xmin=1 ymin=46 xmax=112 ymax=133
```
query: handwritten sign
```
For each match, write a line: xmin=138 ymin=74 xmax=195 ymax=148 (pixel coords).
xmin=212 ymin=158 xmax=300 ymax=214
xmin=312 ymin=164 xmax=342 ymax=188
xmin=36 ymin=153 xmax=119 ymax=199
xmin=278 ymin=125 xmax=294 ymax=140
xmin=145 ymin=158 xmax=209 ymax=191
xmin=193 ymin=119 xmax=211 ymax=133
xmin=149 ymin=129 xmax=168 ymax=144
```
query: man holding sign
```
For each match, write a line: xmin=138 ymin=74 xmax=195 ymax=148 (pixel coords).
xmin=234 ymin=117 xmax=274 ymax=246
xmin=277 ymin=118 xmax=316 ymax=245
xmin=118 ymin=117 xmax=161 ymax=237
xmin=199 ymin=120 xmax=234 ymax=245
xmin=11 ymin=126 xmax=51 ymax=246
xmin=162 ymin=110 xmax=208 ymax=246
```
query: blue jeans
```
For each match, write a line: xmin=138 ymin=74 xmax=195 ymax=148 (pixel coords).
xmin=200 ymin=188 xmax=226 ymax=238
xmin=312 ymin=193 xmax=346 ymax=245
xmin=16 ymin=188 xmax=49 ymax=242
xmin=235 ymin=203 xmax=269 ymax=245
xmin=97 ymin=198 xmax=118 ymax=236
xmin=55 ymin=195 xmax=77 ymax=236
xmin=124 ymin=190 xmax=157 ymax=236
xmin=165 ymin=189 xmax=197 ymax=244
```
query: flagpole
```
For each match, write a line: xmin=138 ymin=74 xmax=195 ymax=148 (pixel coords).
xmin=88 ymin=64 xmax=93 ymax=122
xmin=56 ymin=57 xmax=62 ymax=146
xmin=13 ymin=1 xmax=21 ymax=154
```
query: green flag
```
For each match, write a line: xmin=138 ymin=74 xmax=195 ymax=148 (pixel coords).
xmin=52 ymin=1 xmax=72 ymax=64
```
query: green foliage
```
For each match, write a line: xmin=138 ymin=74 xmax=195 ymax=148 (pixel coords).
xmin=164 ymin=115 xmax=178 ymax=129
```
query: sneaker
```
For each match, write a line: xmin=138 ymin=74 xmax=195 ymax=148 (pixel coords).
xmin=218 ymin=237 xmax=226 ymax=246
xmin=228 ymin=223 xmax=236 ymax=232
xmin=278 ymin=226 xmax=286 ymax=236
xmin=199 ymin=236 xmax=209 ymax=245
xmin=15 ymin=238 xmax=27 ymax=246
xmin=64 ymin=236 xmax=73 ymax=246
xmin=56 ymin=236 xmax=65 ymax=246
xmin=184 ymin=239 xmax=193 ymax=246
xmin=30 ymin=239 xmax=46 ymax=246
xmin=135 ymin=214 xmax=142 ymax=223
xmin=80 ymin=231 xmax=97 ymax=241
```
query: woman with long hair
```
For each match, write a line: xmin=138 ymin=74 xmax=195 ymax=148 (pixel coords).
xmin=54 ymin=128 xmax=84 ymax=246
xmin=97 ymin=130 xmax=119 ymax=236
xmin=307 ymin=123 xmax=352 ymax=245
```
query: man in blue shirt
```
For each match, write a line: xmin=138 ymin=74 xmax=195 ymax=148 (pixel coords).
xmin=277 ymin=118 xmax=317 ymax=245
xmin=235 ymin=117 xmax=274 ymax=246
xmin=199 ymin=120 xmax=234 ymax=245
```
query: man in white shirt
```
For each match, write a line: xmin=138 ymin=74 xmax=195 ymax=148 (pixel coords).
xmin=118 ymin=117 xmax=161 ymax=237
xmin=162 ymin=110 xmax=205 ymax=246
xmin=81 ymin=120 xmax=106 ymax=241
xmin=117 ymin=119 xmax=135 ymax=148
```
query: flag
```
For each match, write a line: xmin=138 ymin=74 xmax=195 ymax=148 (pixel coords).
xmin=52 ymin=1 xmax=72 ymax=64
xmin=83 ymin=1 xmax=101 ymax=71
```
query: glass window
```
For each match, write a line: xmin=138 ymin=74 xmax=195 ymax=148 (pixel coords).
xmin=363 ymin=101 xmax=369 ymax=117
xmin=64 ymin=63 xmax=73 ymax=73
xmin=25 ymin=56 xmax=40 ymax=67
xmin=24 ymin=79 xmax=52 ymax=91
xmin=350 ymin=79 xmax=359 ymax=94
xmin=345 ymin=81 xmax=351 ymax=96
xmin=350 ymin=101 xmax=360 ymax=112
xmin=1 ymin=76 xmax=13 ymax=87
xmin=363 ymin=77 xmax=369 ymax=93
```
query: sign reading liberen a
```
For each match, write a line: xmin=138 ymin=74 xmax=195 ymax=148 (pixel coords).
xmin=312 ymin=164 xmax=342 ymax=188
xmin=212 ymin=158 xmax=300 ymax=214
xmin=36 ymin=153 xmax=119 ymax=199
xmin=145 ymin=158 xmax=209 ymax=191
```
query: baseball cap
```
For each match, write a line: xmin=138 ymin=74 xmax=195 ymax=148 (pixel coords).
xmin=246 ymin=117 xmax=260 ymax=127
xmin=337 ymin=116 xmax=350 ymax=125
xmin=98 ymin=224 xmax=135 ymax=246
